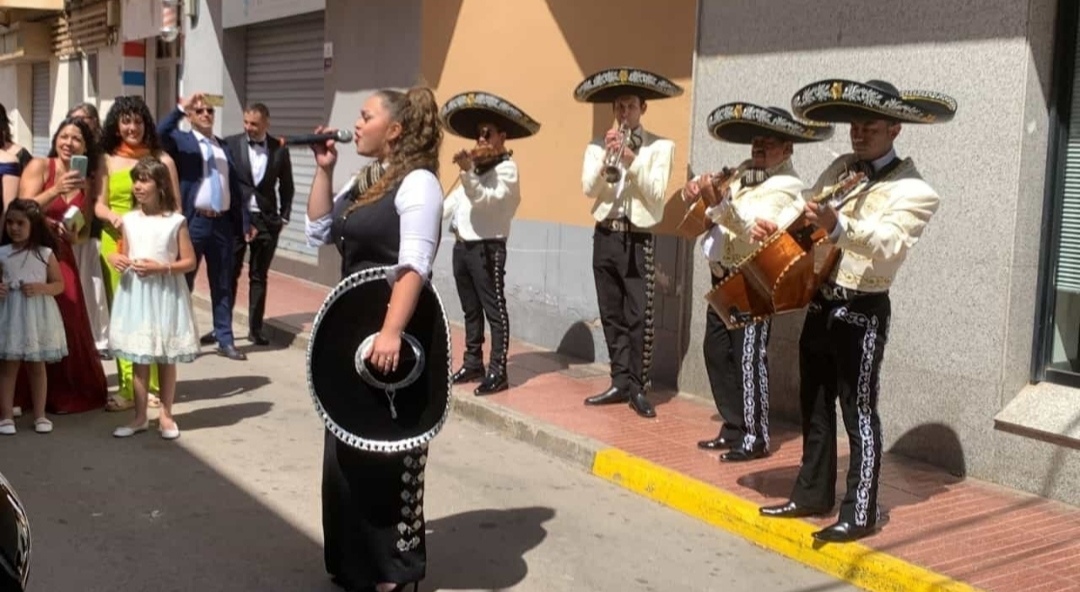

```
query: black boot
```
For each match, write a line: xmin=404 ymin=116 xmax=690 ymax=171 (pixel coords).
xmin=474 ymin=369 xmax=508 ymax=395
xmin=452 ymin=365 xmax=485 ymax=384
xmin=584 ymin=386 xmax=628 ymax=405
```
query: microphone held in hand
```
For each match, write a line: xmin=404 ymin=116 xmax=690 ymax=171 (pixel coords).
xmin=278 ymin=129 xmax=354 ymax=146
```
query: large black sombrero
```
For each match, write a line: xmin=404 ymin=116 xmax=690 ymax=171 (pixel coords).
xmin=791 ymin=79 xmax=957 ymax=124
xmin=440 ymin=91 xmax=541 ymax=140
xmin=707 ymin=102 xmax=834 ymax=144
xmin=573 ymin=67 xmax=684 ymax=103
xmin=307 ymin=266 xmax=452 ymax=453
xmin=0 ymin=470 xmax=31 ymax=591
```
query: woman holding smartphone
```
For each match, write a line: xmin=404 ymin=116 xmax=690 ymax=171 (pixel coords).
xmin=9 ymin=117 xmax=108 ymax=415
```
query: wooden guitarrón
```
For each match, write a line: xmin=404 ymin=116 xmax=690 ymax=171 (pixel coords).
xmin=705 ymin=171 xmax=867 ymax=329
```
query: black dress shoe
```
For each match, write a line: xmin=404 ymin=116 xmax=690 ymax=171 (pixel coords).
xmin=696 ymin=436 xmax=736 ymax=450
xmin=248 ymin=332 xmax=270 ymax=346
xmin=452 ymin=366 xmax=485 ymax=384
xmin=474 ymin=373 xmax=508 ymax=396
xmin=217 ymin=345 xmax=248 ymax=361
xmin=584 ymin=386 xmax=628 ymax=406
xmin=200 ymin=331 xmax=216 ymax=345
xmin=628 ymin=391 xmax=656 ymax=418
xmin=812 ymin=520 xmax=878 ymax=543
xmin=720 ymin=445 xmax=769 ymax=462
xmin=759 ymin=501 xmax=832 ymax=518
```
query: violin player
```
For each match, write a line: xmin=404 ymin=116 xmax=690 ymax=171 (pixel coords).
xmin=683 ymin=102 xmax=833 ymax=462
xmin=439 ymin=91 xmax=540 ymax=396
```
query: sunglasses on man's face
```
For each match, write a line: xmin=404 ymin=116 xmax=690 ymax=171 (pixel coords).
xmin=193 ymin=107 xmax=215 ymax=115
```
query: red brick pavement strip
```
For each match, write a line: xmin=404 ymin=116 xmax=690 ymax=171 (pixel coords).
xmin=196 ymin=265 xmax=1080 ymax=592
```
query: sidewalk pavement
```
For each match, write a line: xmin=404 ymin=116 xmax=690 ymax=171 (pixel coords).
xmin=196 ymin=265 xmax=1080 ymax=592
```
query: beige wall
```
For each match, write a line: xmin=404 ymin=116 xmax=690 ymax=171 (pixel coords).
xmin=420 ymin=0 xmax=696 ymax=232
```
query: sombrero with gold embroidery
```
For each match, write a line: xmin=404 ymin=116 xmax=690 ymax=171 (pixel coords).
xmin=573 ymin=67 xmax=684 ymax=103
xmin=707 ymin=102 xmax=834 ymax=144
xmin=440 ymin=91 xmax=541 ymax=140
xmin=791 ymin=79 xmax=957 ymax=124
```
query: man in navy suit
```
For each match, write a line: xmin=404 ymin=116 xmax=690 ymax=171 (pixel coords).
xmin=158 ymin=92 xmax=250 ymax=361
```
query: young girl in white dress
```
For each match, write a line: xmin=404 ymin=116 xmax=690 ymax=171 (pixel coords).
xmin=106 ymin=156 xmax=198 ymax=440
xmin=0 ymin=199 xmax=67 ymax=435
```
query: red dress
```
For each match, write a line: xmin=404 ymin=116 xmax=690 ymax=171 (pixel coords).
xmin=14 ymin=159 xmax=108 ymax=414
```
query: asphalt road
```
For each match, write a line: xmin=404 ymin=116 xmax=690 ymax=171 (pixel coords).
xmin=0 ymin=309 xmax=854 ymax=592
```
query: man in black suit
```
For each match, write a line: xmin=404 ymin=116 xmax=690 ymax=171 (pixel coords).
xmin=159 ymin=92 xmax=249 ymax=361
xmin=219 ymin=102 xmax=294 ymax=346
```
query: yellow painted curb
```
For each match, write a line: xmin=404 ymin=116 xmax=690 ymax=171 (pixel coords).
xmin=591 ymin=448 xmax=983 ymax=592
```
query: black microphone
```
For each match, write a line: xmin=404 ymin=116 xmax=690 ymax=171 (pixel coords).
xmin=276 ymin=129 xmax=354 ymax=146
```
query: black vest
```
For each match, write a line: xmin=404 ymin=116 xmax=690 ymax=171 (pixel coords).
xmin=330 ymin=180 xmax=403 ymax=278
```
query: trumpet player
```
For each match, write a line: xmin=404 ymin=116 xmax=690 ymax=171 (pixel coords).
xmin=685 ymin=102 xmax=833 ymax=461
xmin=573 ymin=67 xmax=682 ymax=418
xmin=439 ymin=91 xmax=540 ymax=396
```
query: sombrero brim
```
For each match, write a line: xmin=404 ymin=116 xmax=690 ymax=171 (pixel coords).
xmin=574 ymin=67 xmax=684 ymax=103
xmin=440 ymin=92 xmax=540 ymax=140
xmin=791 ymin=79 xmax=957 ymax=124
xmin=308 ymin=266 xmax=452 ymax=453
xmin=707 ymin=103 xmax=834 ymax=144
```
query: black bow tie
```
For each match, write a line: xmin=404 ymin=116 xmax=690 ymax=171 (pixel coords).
xmin=248 ymin=139 xmax=266 ymax=147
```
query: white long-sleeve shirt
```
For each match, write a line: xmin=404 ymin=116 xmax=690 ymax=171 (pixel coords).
xmin=305 ymin=169 xmax=443 ymax=282
xmin=582 ymin=128 xmax=674 ymax=229
xmin=443 ymin=159 xmax=520 ymax=240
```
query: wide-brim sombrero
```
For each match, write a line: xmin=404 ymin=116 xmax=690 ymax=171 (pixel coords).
xmin=791 ymin=79 xmax=957 ymax=124
xmin=707 ymin=102 xmax=834 ymax=144
xmin=440 ymin=91 xmax=541 ymax=140
xmin=573 ymin=67 xmax=684 ymax=103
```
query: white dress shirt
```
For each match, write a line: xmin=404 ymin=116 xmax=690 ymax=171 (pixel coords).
xmin=306 ymin=168 xmax=444 ymax=283
xmin=247 ymin=137 xmax=269 ymax=211
xmin=442 ymin=159 xmax=520 ymax=241
xmin=191 ymin=128 xmax=231 ymax=212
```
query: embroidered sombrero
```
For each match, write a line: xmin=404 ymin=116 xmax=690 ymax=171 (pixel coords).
xmin=573 ymin=67 xmax=684 ymax=103
xmin=707 ymin=102 xmax=834 ymax=144
xmin=791 ymin=79 xmax=957 ymax=124
xmin=439 ymin=91 xmax=541 ymax=140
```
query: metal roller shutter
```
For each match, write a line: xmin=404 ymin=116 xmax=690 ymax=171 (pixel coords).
xmin=245 ymin=11 xmax=325 ymax=262
xmin=32 ymin=62 xmax=52 ymax=157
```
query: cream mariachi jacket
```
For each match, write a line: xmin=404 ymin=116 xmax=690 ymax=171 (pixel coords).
xmin=808 ymin=153 xmax=941 ymax=293
xmin=442 ymin=158 xmax=521 ymax=241
xmin=701 ymin=159 xmax=807 ymax=269
xmin=581 ymin=128 xmax=675 ymax=229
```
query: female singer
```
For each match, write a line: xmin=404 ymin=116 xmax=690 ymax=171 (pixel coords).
xmin=305 ymin=87 xmax=444 ymax=592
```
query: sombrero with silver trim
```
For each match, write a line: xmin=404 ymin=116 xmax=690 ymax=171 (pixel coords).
xmin=0 ymin=470 xmax=31 ymax=591
xmin=707 ymin=102 xmax=834 ymax=144
xmin=791 ymin=79 xmax=957 ymax=124
xmin=440 ymin=91 xmax=541 ymax=140
xmin=573 ymin=67 xmax=684 ymax=103
xmin=307 ymin=266 xmax=452 ymax=453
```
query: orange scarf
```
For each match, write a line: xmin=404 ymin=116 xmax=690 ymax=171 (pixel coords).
xmin=114 ymin=142 xmax=151 ymax=159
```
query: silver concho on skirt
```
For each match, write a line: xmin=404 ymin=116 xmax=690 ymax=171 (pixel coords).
xmin=307 ymin=266 xmax=453 ymax=453
xmin=0 ymin=470 xmax=31 ymax=591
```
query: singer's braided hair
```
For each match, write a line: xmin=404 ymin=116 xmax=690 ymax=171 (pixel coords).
xmin=343 ymin=87 xmax=442 ymax=215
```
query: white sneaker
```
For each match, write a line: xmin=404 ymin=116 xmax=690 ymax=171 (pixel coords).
xmin=12 ymin=407 xmax=22 ymax=418
xmin=33 ymin=418 xmax=53 ymax=434
xmin=0 ymin=419 xmax=15 ymax=435
xmin=112 ymin=421 xmax=149 ymax=438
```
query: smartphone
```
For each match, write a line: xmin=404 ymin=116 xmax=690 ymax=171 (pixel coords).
xmin=70 ymin=155 xmax=88 ymax=179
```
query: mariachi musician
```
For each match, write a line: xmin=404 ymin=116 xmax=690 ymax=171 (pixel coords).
xmin=683 ymin=102 xmax=833 ymax=462
xmin=759 ymin=79 xmax=955 ymax=543
xmin=440 ymin=91 xmax=540 ymax=396
xmin=574 ymin=67 xmax=682 ymax=419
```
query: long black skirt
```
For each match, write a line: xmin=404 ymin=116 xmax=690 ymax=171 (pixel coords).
xmin=322 ymin=428 xmax=427 ymax=588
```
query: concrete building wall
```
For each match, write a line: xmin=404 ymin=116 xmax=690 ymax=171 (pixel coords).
xmin=689 ymin=0 xmax=1080 ymax=506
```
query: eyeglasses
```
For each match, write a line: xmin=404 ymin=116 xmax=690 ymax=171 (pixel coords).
xmin=193 ymin=107 xmax=215 ymax=115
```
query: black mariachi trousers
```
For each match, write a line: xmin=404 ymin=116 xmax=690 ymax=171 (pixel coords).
xmin=452 ymin=239 xmax=510 ymax=375
xmin=592 ymin=223 xmax=656 ymax=394
xmin=703 ymin=270 xmax=772 ymax=450
xmin=790 ymin=289 xmax=890 ymax=527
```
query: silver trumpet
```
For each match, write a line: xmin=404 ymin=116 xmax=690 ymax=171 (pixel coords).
xmin=602 ymin=121 xmax=633 ymax=184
